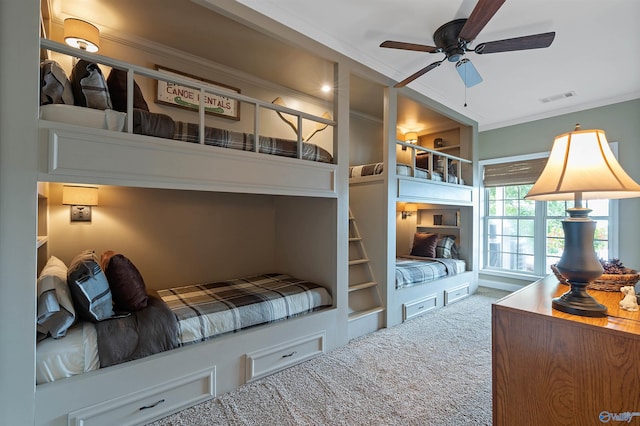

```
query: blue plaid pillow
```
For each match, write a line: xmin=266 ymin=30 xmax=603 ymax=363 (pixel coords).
xmin=67 ymin=250 xmax=114 ymax=322
xmin=435 ymin=235 xmax=456 ymax=259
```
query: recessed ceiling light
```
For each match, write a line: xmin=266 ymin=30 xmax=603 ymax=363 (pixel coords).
xmin=321 ymin=84 xmax=331 ymax=93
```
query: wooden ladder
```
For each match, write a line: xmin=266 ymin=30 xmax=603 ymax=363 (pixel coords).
xmin=348 ymin=208 xmax=384 ymax=339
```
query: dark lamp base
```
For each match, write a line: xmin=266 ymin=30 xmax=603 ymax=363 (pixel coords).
xmin=552 ymin=281 xmax=607 ymax=317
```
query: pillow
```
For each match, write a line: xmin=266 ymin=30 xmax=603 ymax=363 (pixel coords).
xmin=36 ymin=256 xmax=76 ymax=339
xmin=435 ymin=235 xmax=457 ymax=259
xmin=106 ymin=68 xmax=149 ymax=112
xmin=101 ymin=251 xmax=148 ymax=312
xmin=132 ymin=108 xmax=175 ymax=139
xmin=416 ymin=153 xmax=430 ymax=170
xmin=67 ymin=250 xmax=114 ymax=322
xmin=70 ymin=59 xmax=113 ymax=110
xmin=410 ymin=233 xmax=438 ymax=258
xmin=40 ymin=60 xmax=74 ymax=106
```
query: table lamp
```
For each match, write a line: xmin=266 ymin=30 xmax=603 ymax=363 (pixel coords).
xmin=525 ymin=125 xmax=640 ymax=317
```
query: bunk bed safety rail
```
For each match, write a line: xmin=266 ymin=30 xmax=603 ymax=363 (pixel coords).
xmin=40 ymin=38 xmax=337 ymax=161
xmin=396 ymin=140 xmax=471 ymax=185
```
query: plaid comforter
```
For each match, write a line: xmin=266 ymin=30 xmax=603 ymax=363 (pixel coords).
xmin=157 ymin=273 xmax=332 ymax=345
xmin=395 ymin=257 xmax=465 ymax=289
xmin=173 ymin=121 xmax=333 ymax=163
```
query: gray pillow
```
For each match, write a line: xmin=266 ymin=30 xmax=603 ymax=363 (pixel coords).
xmin=37 ymin=256 xmax=76 ymax=339
xmin=435 ymin=235 xmax=457 ymax=259
xmin=67 ymin=250 xmax=114 ymax=322
xmin=70 ymin=60 xmax=113 ymax=110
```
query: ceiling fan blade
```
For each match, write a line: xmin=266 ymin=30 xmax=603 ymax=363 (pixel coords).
xmin=474 ymin=32 xmax=555 ymax=54
xmin=394 ymin=61 xmax=443 ymax=88
xmin=459 ymin=0 xmax=506 ymax=41
xmin=380 ymin=40 xmax=439 ymax=53
xmin=455 ymin=59 xmax=483 ymax=88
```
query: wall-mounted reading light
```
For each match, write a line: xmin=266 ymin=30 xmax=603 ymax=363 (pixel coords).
xmin=62 ymin=185 xmax=98 ymax=222
xmin=401 ymin=203 xmax=418 ymax=219
xmin=64 ymin=18 xmax=100 ymax=52
xmin=403 ymin=132 xmax=418 ymax=151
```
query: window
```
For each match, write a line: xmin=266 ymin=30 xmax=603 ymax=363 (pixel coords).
xmin=482 ymin=154 xmax=616 ymax=277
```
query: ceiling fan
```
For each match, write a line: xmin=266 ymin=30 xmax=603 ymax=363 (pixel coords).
xmin=380 ymin=0 xmax=555 ymax=88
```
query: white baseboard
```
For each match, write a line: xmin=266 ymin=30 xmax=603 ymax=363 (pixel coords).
xmin=478 ymin=278 xmax=525 ymax=293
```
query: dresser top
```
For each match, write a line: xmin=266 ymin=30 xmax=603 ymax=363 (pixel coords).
xmin=494 ymin=275 xmax=640 ymax=336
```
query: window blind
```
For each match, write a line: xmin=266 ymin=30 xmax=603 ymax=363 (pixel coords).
xmin=483 ymin=157 xmax=548 ymax=187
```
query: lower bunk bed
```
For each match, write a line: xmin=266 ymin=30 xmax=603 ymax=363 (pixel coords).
xmin=37 ymin=273 xmax=331 ymax=385
xmin=395 ymin=256 xmax=474 ymax=323
xmin=35 ymin=252 xmax=335 ymax=425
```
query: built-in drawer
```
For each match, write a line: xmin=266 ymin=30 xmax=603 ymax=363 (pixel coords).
xmin=245 ymin=332 xmax=325 ymax=382
xmin=403 ymin=293 xmax=438 ymax=321
xmin=444 ymin=283 xmax=471 ymax=305
xmin=67 ymin=368 xmax=215 ymax=426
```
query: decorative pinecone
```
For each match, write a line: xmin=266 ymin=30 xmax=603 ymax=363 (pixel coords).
xmin=599 ymin=258 xmax=629 ymax=274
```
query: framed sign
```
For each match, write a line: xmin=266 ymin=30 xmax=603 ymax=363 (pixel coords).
xmin=155 ymin=66 xmax=240 ymax=120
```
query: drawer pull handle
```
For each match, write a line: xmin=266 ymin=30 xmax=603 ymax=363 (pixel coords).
xmin=282 ymin=351 xmax=297 ymax=358
xmin=139 ymin=399 xmax=165 ymax=411
xmin=417 ymin=305 xmax=424 ymax=309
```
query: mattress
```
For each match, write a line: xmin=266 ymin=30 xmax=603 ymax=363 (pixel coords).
xmin=395 ymin=256 xmax=466 ymax=289
xmin=157 ymin=273 xmax=333 ymax=345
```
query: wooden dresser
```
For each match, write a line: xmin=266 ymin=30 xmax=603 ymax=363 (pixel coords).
xmin=492 ymin=275 xmax=640 ymax=426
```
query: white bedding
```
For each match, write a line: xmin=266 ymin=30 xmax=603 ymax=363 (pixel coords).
xmin=39 ymin=104 xmax=126 ymax=131
xmin=36 ymin=321 xmax=99 ymax=385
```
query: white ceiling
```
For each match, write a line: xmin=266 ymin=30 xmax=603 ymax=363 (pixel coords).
xmin=233 ymin=0 xmax=640 ymax=131
xmin=50 ymin=0 xmax=639 ymax=132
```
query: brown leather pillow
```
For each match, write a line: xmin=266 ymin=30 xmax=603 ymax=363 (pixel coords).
xmin=410 ymin=233 xmax=439 ymax=258
xmin=101 ymin=251 xmax=148 ymax=312
xmin=106 ymin=68 xmax=149 ymax=112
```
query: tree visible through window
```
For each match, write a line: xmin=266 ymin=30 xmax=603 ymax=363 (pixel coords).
xmin=484 ymin=184 xmax=611 ymax=276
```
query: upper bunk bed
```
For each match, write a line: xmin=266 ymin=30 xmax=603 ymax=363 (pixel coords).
xmin=349 ymin=135 xmax=474 ymax=206
xmin=38 ymin=39 xmax=338 ymax=198
xmin=348 ymin=85 xmax=475 ymax=206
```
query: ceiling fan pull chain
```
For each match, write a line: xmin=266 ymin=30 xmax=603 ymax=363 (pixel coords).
xmin=464 ymin=67 xmax=468 ymax=107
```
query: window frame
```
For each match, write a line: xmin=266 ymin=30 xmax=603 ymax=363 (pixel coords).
xmin=479 ymin=148 xmax=619 ymax=280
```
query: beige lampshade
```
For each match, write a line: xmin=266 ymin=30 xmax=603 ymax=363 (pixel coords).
xmin=404 ymin=132 xmax=418 ymax=144
xmin=525 ymin=127 xmax=640 ymax=201
xmin=64 ymin=18 xmax=100 ymax=52
xmin=62 ymin=186 xmax=99 ymax=206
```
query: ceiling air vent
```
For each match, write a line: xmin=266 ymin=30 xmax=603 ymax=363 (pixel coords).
xmin=540 ymin=91 xmax=576 ymax=103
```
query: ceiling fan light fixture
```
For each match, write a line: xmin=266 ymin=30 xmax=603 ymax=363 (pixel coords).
xmin=456 ymin=59 xmax=483 ymax=88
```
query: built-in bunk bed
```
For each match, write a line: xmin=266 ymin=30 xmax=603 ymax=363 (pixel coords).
xmin=349 ymin=91 xmax=478 ymax=329
xmin=35 ymin=38 xmax=342 ymax=426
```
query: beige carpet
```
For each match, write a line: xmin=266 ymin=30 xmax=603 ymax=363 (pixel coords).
xmin=149 ymin=287 xmax=510 ymax=426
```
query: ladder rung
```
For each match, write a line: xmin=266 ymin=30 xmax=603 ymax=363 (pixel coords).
xmin=349 ymin=237 xmax=362 ymax=242
xmin=348 ymin=306 xmax=385 ymax=321
xmin=349 ymin=258 xmax=369 ymax=266
xmin=349 ymin=281 xmax=377 ymax=292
